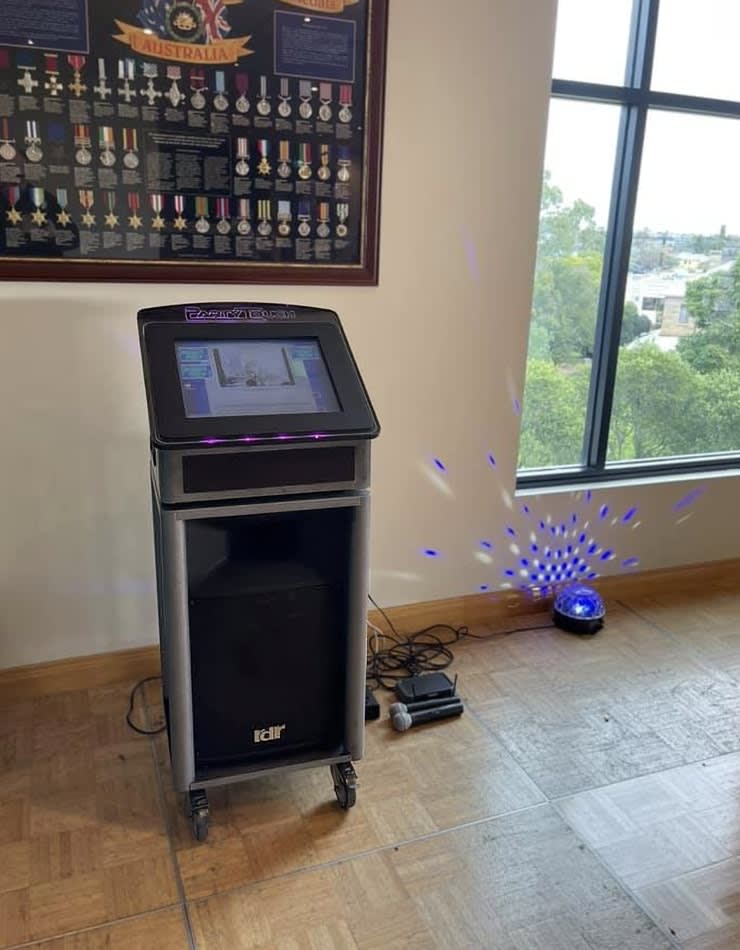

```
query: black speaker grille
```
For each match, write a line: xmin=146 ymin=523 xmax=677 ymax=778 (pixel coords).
xmin=182 ymin=446 xmax=355 ymax=493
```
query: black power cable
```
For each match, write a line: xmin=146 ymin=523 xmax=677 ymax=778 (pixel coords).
xmin=125 ymin=675 xmax=166 ymax=736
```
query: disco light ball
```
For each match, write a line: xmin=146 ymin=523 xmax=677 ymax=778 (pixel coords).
xmin=553 ymin=583 xmax=605 ymax=635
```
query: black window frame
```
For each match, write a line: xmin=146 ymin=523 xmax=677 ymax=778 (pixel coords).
xmin=517 ymin=0 xmax=740 ymax=490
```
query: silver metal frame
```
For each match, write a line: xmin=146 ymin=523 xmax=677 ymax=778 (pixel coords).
xmin=152 ymin=485 xmax=370 ymax=793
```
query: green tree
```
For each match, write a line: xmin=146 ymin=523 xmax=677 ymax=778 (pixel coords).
xmin=518 ymin=360 xmax=590 ymax=468
xmin=620 ymin=302 xmax=652 ymax=346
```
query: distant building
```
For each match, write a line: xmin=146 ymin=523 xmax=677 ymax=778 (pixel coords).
xmin=660 ymin=296 xmax=695 ymax=337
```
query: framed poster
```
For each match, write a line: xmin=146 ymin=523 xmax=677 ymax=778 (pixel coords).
xmin=0 ymin=0 xmax=387 ymax=285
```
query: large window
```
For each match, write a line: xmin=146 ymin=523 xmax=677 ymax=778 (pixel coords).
xmin=518 ymin=0 xmax=740 ymax=484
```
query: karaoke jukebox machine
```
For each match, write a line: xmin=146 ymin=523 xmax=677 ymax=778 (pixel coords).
xmin=139 ymin=303 xmax=379 ymax=841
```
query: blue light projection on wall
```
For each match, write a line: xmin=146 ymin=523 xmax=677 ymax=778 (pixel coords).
xmin=417 ymin=448 xmax=708 ymax=597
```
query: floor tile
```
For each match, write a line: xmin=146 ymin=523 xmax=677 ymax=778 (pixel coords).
xmin=25 ymin=907 xmax=189 ymax=949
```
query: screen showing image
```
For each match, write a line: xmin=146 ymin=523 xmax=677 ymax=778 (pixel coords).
xmin=175 ymin=340 xmax=341 ymax=418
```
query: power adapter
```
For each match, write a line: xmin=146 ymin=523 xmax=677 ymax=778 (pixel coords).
xmin=364 ymin=687 xmax=380 ymax=721
xmin=395 ymin=672 xmax=456 ymax=704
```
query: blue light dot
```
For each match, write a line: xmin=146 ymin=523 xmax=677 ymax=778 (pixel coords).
xmin=588 ymin=572 xmax=598 ymax=579
xmin=572 ymin=556 xmax=579 ymax=565
xmin=433 ymin=458 xmax=446 ymax=472
xmin=504 ymin=569 xmax=515 ymax=577
xmin=531 ymin=543 xmax=539 ymax=553
xmin=539 ymin=521 xmax=546 ymax=530
xmin=530 ymin=573 xmax=539 ymax=582
xmin=506 ymin=526 xmax=516 ymax=537
xmin=622 ymin=507 xmax=637 ymax=523
xmin=599 ymin=505 xmax=609 ymax=519
xmin=480 ymin=540 xmax=493 ymax=550
xmin=567 ymin=545 xmax=573 ymax=554
xmin=557 ymin=550 xmax=563 ymax=559
xmin=579 ymin=565 xmax=588 ymax=572
xmin=513 ymin=399 xmax=521 ymax=415
xmin=520 ymin=558 xmax=529 ymax=567
xmin=566 ymin=570 xmax=574 ymax=578
xmin=600 ymin=549 xmax=614 ymax=561
xmin=560 ymin=524 xmax=566 ymax=534
xmin=424 ymin=549 xmax=439 ymax=558
xmin=622 ymin=557 xmax=639 ymax=567
xmin=521 ymin=504 xmax=530 ymax=515
xmin=487 ymin=453 xmax=497 ymax=468
xmin=479 ymin=584 xmax=489 ymax=591
xmin=550 ymin=526 xmax=557 ymax=536
xmin=571 ymin=513 xmax=578 ymax=524
xmin=586 ymin=490 xmax=592 ymax=502
xmin=544 ymin=574 xmax=551 ymax=582
xmin=579 ymin=533 xmax=587 ymax=543
xmin=588 ymin=543 xmax=598 ymax=555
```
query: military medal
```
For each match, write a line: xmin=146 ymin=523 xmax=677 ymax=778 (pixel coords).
xmin=236 ymin=197 xmax=251 ymax=235
xmin=95 ymin=58 xmax=111 ymax=100
xmin=195 ymin=196 xmax=210 ymax=233
xmin=316 ymin=201 xmax=331 ymax=238
xmin=297 ymin=142 xmax=312 ymax=180
xmin=56 ymin=188 xmax=72 ymax=227
xmin=276 ymin=200 xmax=291 ymax=237
xmin=149 ymin=193 xmax=166 ymax=230
xmin=337 ymin=146 xmax=351 ymax=183
xmin=317 ymin=144 xmax=331 ymax=182
xmin=127 ymin=192 xmax=142 ymax=230
xmin=67 ymin=55 xmax=87 ymax=97
xmin=118 ymin=58 xmax=137 ymax=104
xmin=257 ymin=198 xmax=272 ymax=236
xmin=318 ymin=83 xmax=332 ymax=122
xmin=256 ymin=76 xmax=271 ymax=116
xmin=235 ymin=137 xmax=250 ymax=176
xmin=297 ymin=200 xmax=311 ymax=238
xmin=213 ymin=71 xmax=228 ymax=111
xmin=173 ymin=194 xmax=187 ymax=230
xmin=167 ymin=65 xmax=184 ymax=108
xmin=338 ymin=85 xmax=352 ymax=124
xmin=74 ymin=124 xmax=92 ymax=165
xmin=44 ymin=54 xmax=62 ymax=97
xmin=79 ymin=189 xmax=96 ymax=227
xmin=25 ymin=121 xmax=43 ymax=163
xmin=277 ymin=140 xmax=291 ymax=179
xmin=336 ymin=202 xmax=349 ymax=237
xmin=190 ymin=69 xmax=207 ymax=110
xmin=235 ymin=73 xmax=249 ymax=113
xmin=123 ymin=128 xmax=139 ymax=169
xmin=0 ymin=119 xmax=16 ymax=162
xmin=277 ymin=77 xmax=291 ymax=118
xmin=215 ymin=197 xmax=231 ymax=234
xmin=30 ymin=188 xmax=47 ymax=227
xmin=17 ymin=53 xmax=39 ymax=96
xmin=257 ymin=139 xmax=271 ymax=176
xmin=142 ymin=63 xmax=162 ymax=105
xmin=47 ymin=121 xmax=65 ymax=163
xmin=103 ymin=191 xmax=119 ymax=229
xmin=5 ymin=186 xmax=22 ymax=225
xmin=298 ymin=80 xmax=313 ymax=119
xmin=99 ymin=126 xmax=116 ymax=167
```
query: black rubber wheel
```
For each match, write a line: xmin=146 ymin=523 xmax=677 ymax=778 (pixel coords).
xmin=335 ymin=781 xmax=357 ymax=809
xmin=192 ymin=809 xmax=209 ymax=842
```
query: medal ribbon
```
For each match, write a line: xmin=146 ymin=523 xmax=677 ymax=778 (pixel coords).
xmin=1 ymin=118 xmax=11 ymax=140
xmin=278 ymin=200 xmax=291 ymax=220
xmin=280 ymin=78 xmax=289 ymax=98
xmin=104 ymin=192 xmax=116 ymax=216
xmin=238 ymin=198 xmax=249 ymax=219
xmin=299 ymin=80 xmax=311 ymax=100
xmin=74 ymin=124 xmax=90 ymax=145
xmin=339 ymin=84 xmax=352 ymax=105
xmin=257 ymin=199 xmax=271 ymax=221
xmin=258 ymin=139 xmax=269 ymax=158
xmin=99 ymin=126 xmax=114 ymax=150
xmin=236 ymin=137 xmax=248 ymax=158
xmin=128 ymin=192 xmax=140 ymax=213
xmin=79 ymin=189 xmax=94 ymax=209
xmin=216 ymin=197 xmax=229 ymax=219
xmin=25 ymin=121 xmax=38 ymax=142
xmin=337 ymin=202 xmax=349 ymax=221
xmin=6 ymin=185 xmax=21 ymax=206
xmin=31 ymin=188 xmax=45 ymax=209
xmin=338 ymin=145 xmax=351 ymax=164
xmin=319 ymin=82 xmax=331 ymax=103
xmin=174 ymin=195 xmax=185 ymax=215
xmin=195 ymin=196 xmax=208 ymax=218
xmin=279 ymin=140 xmax=290 ymax=162
xmin=318 ymin=201 xmax=329 ymax=223
xmin=67 ymin=55 xmax=85 ymax=71
xmin=299 ymin=143 xmax=311 ymax=165
xmin=44 ymin=54 xmax=59 ymax=74
xmin=149 ymin=194 xmax=163 ymax=213
xmin=167 ymin=65 xmax=181 ymax=80
xmin=259 ymin=76 xmax=267 ymax=98
xmin=298 ymin=199 xmax=310 ymax=219
xmin=47 ymin=122 xmax=65 ymax=143
xmin=320 ymin=143 xmax=330 ymax=165
xmin=123 ymin=128 xmax=138 ymax=151
xmin=98 ymin=58 xmax=107 ymax=79
xmin=190 ymin=70 xmax=205 ymax=91
xmin=56 ymin=187 xmax=68 ymax=208
xmin=214 ymin=71 xmax=225 ymax=93
xmin=235 ymin=73 xmax=248 ymax=95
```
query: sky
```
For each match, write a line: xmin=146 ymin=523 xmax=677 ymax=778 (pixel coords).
xmin=546 ymin=0 xmax=740 ymax=235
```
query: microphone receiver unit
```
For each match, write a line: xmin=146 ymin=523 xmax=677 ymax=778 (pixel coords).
xmin=391 ymin=699 xmax=464 ymax=732
xmin=389 ymin=696 xmax=459 ymax=717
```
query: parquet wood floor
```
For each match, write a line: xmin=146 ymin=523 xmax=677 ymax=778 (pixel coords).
xmin=3 ymin=582 xmax=740 ymax=947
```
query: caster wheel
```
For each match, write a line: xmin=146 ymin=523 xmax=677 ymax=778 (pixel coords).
xmin=192 ymin=809 xmax=209 ymax=842
xmin=331 ymin=762 xmax=358 ymax=810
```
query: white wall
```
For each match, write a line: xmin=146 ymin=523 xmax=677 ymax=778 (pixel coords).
xmin=1 ymin=0 xmax=738 ymax=669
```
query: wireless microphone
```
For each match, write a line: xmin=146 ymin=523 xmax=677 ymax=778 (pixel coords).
xmin=389 ymin=697 xmax=457 ymax=717
xmin=391 ymin=698 xmax=464 ymax=732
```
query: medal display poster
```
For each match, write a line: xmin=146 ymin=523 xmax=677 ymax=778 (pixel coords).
xmin=0 ymin=0 xmax=387 ymax=284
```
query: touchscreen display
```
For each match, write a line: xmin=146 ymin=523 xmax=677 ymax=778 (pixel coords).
xmin=175 ymin=340 xmax=340 ymax=418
